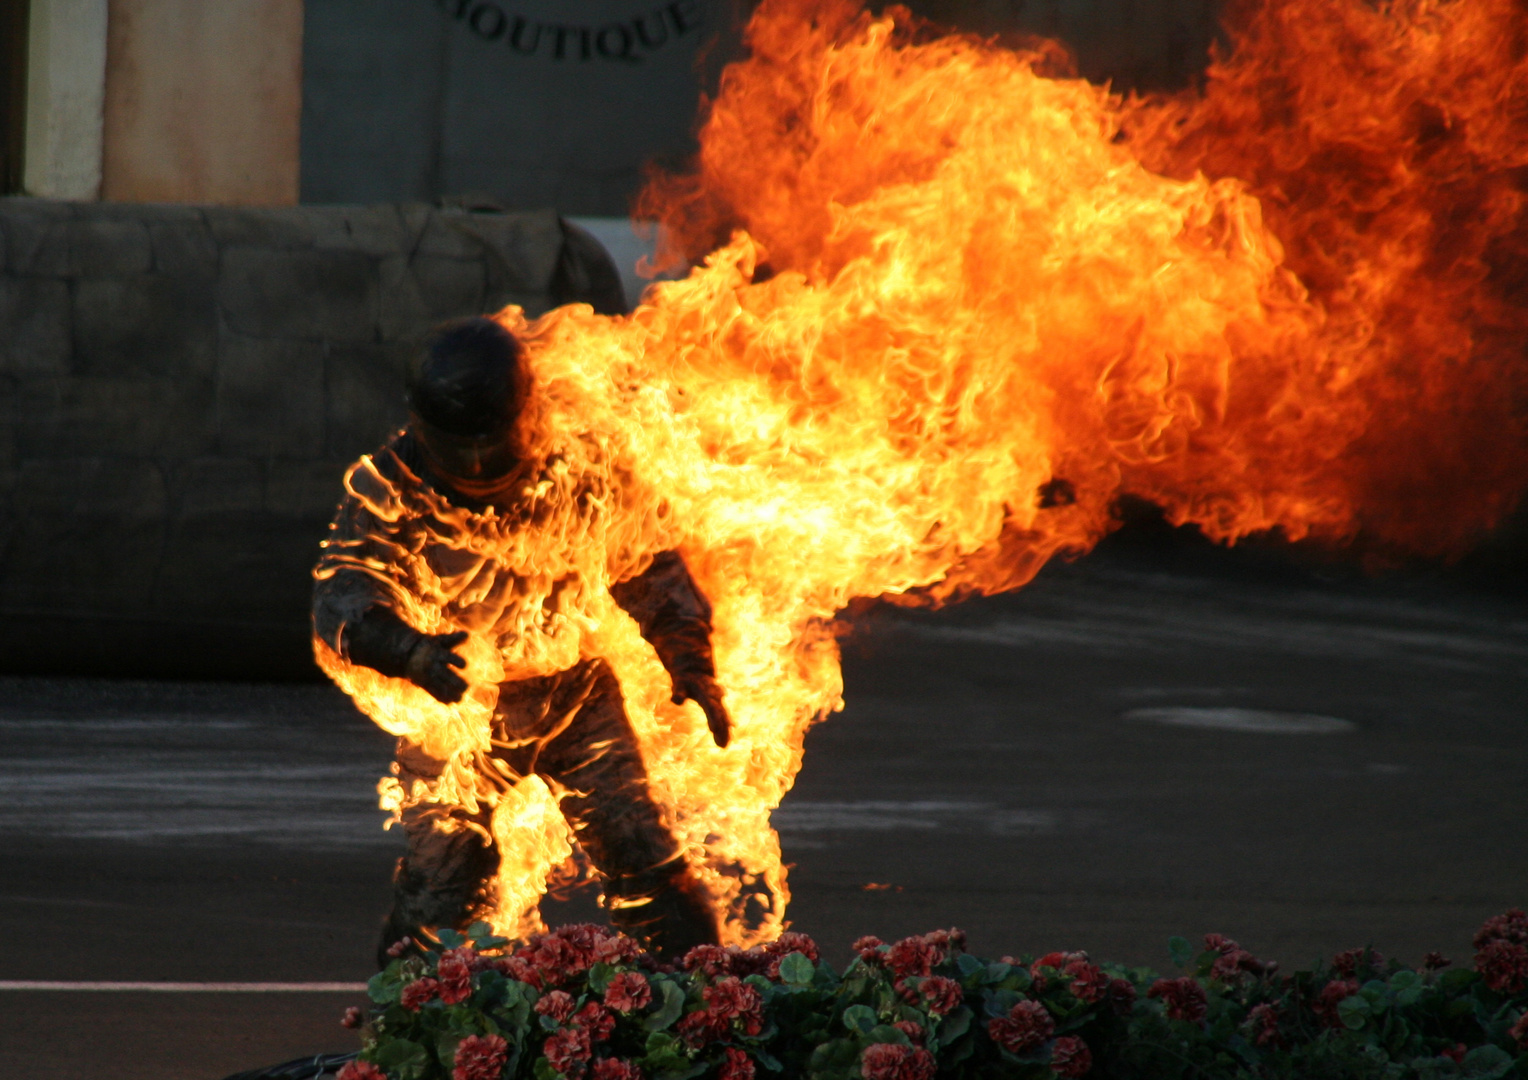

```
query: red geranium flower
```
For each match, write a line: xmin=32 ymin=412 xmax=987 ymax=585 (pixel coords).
xmin=544 ymin=1026 xmax=593 ymax=1076
xmin=1331 ymin=948 xmax=1382 ymax=977
xmin=893 ymin=1020 xmax=925 ymax=1045
xmin=988 ymin=999 xmax=1055 ymax=1054
xmin=1477 ymin=940 xmax=1528 ymax=993
xmin=860 ymin=1043 xmax=936 ymax=1080
xmin=1441 ymin=1043 xmax=1468 ymax=1064
xmin=887 ymin=935 xmax=943 ymax=979
xmin=1244 ymin=1003 xmax=1282 ymax=1047
xmin=1107 ymin=978 xmax=1137 ymax=1016
xmin=438 ymin=946 xmax=475 ymax=1005
xmin=594 ymin=934 xmax=642 ymax=965
xmin=340 ymin=1005 xmax=365 ymax=1029
xmin=1147 ymin=977 xmax=1207 ymax=1023
xmin=677 ymin=1008 xmax=726 ymax=1050
xmin=719 ymin=1047 xmax=756 ymax=1080
xmin=1509 ymin=1012 xmax=1528 ymax=1051
xmin=1313 ymin=979 xmax=1360 ymax=1028
xmin=400 ymin=977 xmax=439 ymax=1012
xmin=454 ymin=1034 xmax=509 ymax=1080
xmin=768 ymin=931 xmax=820 ymax=962
xmin=1064 ymin=961 xmax=1109 ymax=1003
xmin=704 ymin=976 xmax=763 ymax=1035
xmin=682 ymin=944 xmax=733 ymax=977
xmin=591 ymin=1058 xmax=643 ymax=1080
xmin=1031 ymin=952 xmax=1072 ymax=974
xmin=574 ymin=1002 xmax=616 ymax=1042
xmin=495 ymin=955 xmax=543 ymax=989
xmin=919 ymin=975 xmax=964 ymax=1016
xmin=854 ymin=936 xmax=885 ymax=963
xmin=604 ymin=971 xmax=652 ymax=1013
xmin=337 ymin=1062 xmax=387 ymax=1080
xmin=1050 ymin=1036 xmax=1092 ymax=1078
xmin=1473 ymin=909 xmax=1528 ymax=950
xmin=536 ymin=989 xmax=577 ymax=1023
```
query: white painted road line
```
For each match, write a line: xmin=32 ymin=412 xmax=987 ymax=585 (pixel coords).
xmin=0 ymin=981 xmax=368 ymax=991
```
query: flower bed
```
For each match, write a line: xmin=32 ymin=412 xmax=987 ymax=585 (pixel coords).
xmin=337 ymin=911 xmax=1528 ymax=1080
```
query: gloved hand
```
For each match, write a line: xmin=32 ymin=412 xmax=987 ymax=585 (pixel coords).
xmin=671 ymin=672 xmax=732 ymax=748
xmin=405 ymin=630 xmax=469 ymax=703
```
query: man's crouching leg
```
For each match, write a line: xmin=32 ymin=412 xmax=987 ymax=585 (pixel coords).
xmin=377 ymin=744 xmax=499 ymax=967
xmin=535 ymin=658 xmax=722 ymax=959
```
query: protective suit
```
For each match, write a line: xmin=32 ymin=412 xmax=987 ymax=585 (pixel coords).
xmin=312 ymin=318 xmax=728 ymax=962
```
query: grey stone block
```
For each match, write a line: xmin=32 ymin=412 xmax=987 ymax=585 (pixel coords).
xmin=204 ymin=207 xmax=318 ymax=249
xmin=0 ymin=373 xmax=15 ymax=492
xmin=73 ymin=273 xmax=218 ymax=379
xmin=266 ymin=459 xmax=351 ymax=521
xmin=413 ymin=255 xmax=487 ymax=319
xmin=215 ymin=332 xmax=325 ymax=457
xmin=158 ymin=457 xmax=298 ymax=619
xmin=15 ymin=374 xmax=217 ymax=459
xmin=218 ymin=248 xmax=377 ymax=342
xmin=0 ymin=276 xmax=71 ymax=374
xmin=1 ymin=198 xmax=73 ymax=276
xmin=325 ymin=340 xmax=410 ymax=459
xmin=464 ymin=209 xmax=563 ymax=295
xmin=415 ymin=209 xmax=563 ymax=298
xmin=155 ymin=510 xmax=326 ymax=621
xmin=0 ymin=456 xmax=167 ymax=610
xmin=310 ymin=205 xmax=414 ymax=258
xmin=149 ymin=219 xmax=218 ymax=276
xmin=172 ymin=456 xmax=264 ymax=520
xmin=67 ymin=218 xmax=153 ymax=276
xmin=416 ymin=211 xmax=483 ymax=259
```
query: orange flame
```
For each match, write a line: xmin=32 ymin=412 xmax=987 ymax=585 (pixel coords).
xmin=322 ymin=0 xmax=1528 ymax=944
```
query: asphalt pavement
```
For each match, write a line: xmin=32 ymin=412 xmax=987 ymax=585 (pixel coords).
xmin=2 ymin=545 xmax=1525 ymax=1079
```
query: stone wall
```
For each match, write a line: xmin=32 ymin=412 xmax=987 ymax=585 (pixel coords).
xmin=0 ymin=198 xmax=586 ymax=678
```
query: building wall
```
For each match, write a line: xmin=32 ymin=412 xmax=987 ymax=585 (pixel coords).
xmin=100 ymin=0 xmax=304 ymax=206
xmin=24 ymin=0 xmax=108 ymax=200
xmin=0 ymin=199 xmax=576 ymax=678
xmin=904 ymin=0 xmax=1224 ymax=91
xmin=299 ymin=0 xmax=748 ymax=215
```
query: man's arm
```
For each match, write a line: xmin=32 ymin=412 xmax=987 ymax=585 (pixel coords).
xmin=610 ymin=551 xmax=732 ymax=748
xmin=312 ymin=472 xmax=469 ymax=705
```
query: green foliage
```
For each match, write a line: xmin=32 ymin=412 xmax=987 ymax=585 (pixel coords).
xmin=345 ymin=917 xmax=1528 ymax=1080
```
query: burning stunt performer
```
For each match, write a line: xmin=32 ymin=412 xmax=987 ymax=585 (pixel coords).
xmin=312 ymin=317 xmax=729 ymax=962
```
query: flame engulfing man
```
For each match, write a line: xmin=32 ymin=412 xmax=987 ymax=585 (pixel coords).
xmin=312 ymin=318 xmax=731 ymax=962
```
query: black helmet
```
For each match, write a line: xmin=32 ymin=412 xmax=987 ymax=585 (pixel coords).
xmin=407 ymin=318 xmax=529 ymax=500
xmin=407 ymin=317 xmax=527 ymax=436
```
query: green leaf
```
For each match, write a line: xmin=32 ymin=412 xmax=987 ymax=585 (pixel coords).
xmin=956 ymin=954 xmax=983 ymax=977
xmin=867 ymin=1024 xmax=913 ymax=1046
xmin=645 ymin=978 xmax=686 ymax=1032
xmin=1461 ymin=1045 xmax=1515 ymax=1080
xmin=780 ymin=952 xmax=815 ymax=985
xmin=435 ymin=928 xmax=467 ymax=950
xmin=464 ymin=921 xmax=510 ymax=950
xmin=587 ymin=962 xmax=615 ymax=994
xmin=1169 ymin=937 xmax=1193 ymax=969
xmin=841 ymin=1004 xmax=877 ymax=1034
xmin=534 ymin=1056 xmax=559 ymax=1080
xmin=367 ymin=969 xmax=403 ymax=1006
xmin=435 ymin=1033 xmax=462 ymax=1072
xmin=984 ymin=988 xmax=1023 ymax=1018
xmin=754 ymin=1049 xmax=784 ymax=1072
xmin=982 ymin=963 xmax=1013 ymax=985
xmin=938 ymin=1005 xmax=972 ymax=1047
xmin=654 ymin=1063 xmax=708 ymax=1080
xmin=373 ymin=1037 xmax=432 ymax=1080
xmin=1338 ymin=994 xmax=1373 ymax=1030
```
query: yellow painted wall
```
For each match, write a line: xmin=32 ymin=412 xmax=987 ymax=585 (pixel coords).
xmin=101 ymin=0 xmax=303 ymax=206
